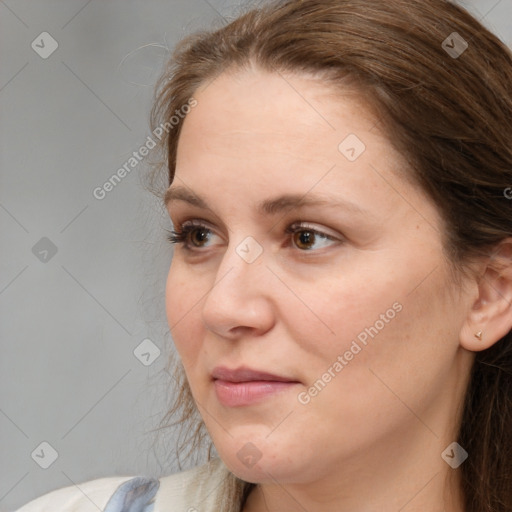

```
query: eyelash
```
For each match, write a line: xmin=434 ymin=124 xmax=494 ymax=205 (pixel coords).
xmin=165 ymin=221 xmax=340 ymax=252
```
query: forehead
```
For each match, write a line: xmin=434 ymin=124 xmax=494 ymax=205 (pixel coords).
xmin=171 ymin=67 xmax=429 ymax=221
xmin=179 ymin=69 xmax=385 ymax=172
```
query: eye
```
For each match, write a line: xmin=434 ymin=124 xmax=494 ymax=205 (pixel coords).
xmin=285 ymin=223 xmax=341 ymax=251
xmin=166 ymin=221 xmax=221 ymax=250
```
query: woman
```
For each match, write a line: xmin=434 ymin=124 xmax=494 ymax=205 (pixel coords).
xmin=17 ymin=0 xmax=512 ymax=510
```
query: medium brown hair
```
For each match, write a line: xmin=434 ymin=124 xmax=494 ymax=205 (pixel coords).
xmin=148 ymin=0 xmax=512 ymax=510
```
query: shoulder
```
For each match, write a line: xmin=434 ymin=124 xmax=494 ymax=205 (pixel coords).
xmin=16 ymin=458 xmax=233 ymax=512
xmin=15 ymin=475 xmax=142 ymax=511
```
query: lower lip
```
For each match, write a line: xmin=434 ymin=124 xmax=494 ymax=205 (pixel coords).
xmin=214 ymin=379 xmax=299 ymax=407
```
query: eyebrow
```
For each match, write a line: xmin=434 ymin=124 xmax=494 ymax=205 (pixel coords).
xmin=164 ymin=185 xmax=368 ymax=216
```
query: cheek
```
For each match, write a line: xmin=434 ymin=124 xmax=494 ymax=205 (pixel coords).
xmin=284 ymin=267 xmax=404 ymax=360
xmin=164 ymin=264 xmax=181 ymax=328
xmin=165 ymin=262 xmax=203 ymax=361
xmin=284 ymin=251 xmax=451 ymax=395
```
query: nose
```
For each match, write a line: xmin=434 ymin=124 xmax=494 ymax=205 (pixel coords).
xmin=201 ymin=240 xmax=275 ymax=339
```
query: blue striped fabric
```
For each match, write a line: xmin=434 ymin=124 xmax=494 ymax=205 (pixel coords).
xmin=103 ymin=477 xmax=160 ymax=512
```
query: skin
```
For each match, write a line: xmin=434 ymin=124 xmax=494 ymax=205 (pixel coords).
xmin=164 ymin=65 xmax=509 ymax=511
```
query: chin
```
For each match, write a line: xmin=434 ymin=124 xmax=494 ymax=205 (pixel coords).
xmin=214 ymin=435 xmax=309 ymax=485
xmin=225 ymin=455 xmax=289 ymax=484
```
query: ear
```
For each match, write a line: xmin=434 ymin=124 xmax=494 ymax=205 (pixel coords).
xmin=460 ymin=238 xmax=512 ymax=352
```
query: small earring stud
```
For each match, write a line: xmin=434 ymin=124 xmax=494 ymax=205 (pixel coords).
xmin=474 ymin=330 xmax=483 ymax=340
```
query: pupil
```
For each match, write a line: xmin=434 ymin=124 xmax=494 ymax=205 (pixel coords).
xmin=193 ymin=228 xmax=208 ymax=245
xmin=298 ymin=230 xmax=314 ymax=248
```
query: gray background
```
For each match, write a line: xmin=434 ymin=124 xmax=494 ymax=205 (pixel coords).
xmin=0 ymin=0 xmax=510 ymax=510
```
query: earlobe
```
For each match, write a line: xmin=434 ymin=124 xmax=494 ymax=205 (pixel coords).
xmin=459 ymin=238 xmax=512 ymax=352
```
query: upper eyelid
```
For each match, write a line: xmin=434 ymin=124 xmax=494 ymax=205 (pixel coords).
xmin=178 ymin=219 xmax=222 ymax=236
xmin=287 ymin=221 xmax=341 ymax=239
xmin=168 ymin=206 xmax=232 ymax=236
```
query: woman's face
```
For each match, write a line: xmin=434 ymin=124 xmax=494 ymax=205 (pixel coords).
xmin=165 ymin=67 xmax=476 ymax=486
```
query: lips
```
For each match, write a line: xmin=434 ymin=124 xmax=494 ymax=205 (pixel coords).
xmin=211 ymin=365 xmax=299 ymax=383
xmin=212 ymin=366 xmax=301 ymax=407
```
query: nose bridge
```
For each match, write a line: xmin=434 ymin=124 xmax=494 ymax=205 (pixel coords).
xmin=201 ymin=235 xmax=273 ymax=335
xmin=211 ymin=234 xmax=267 ymax=298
